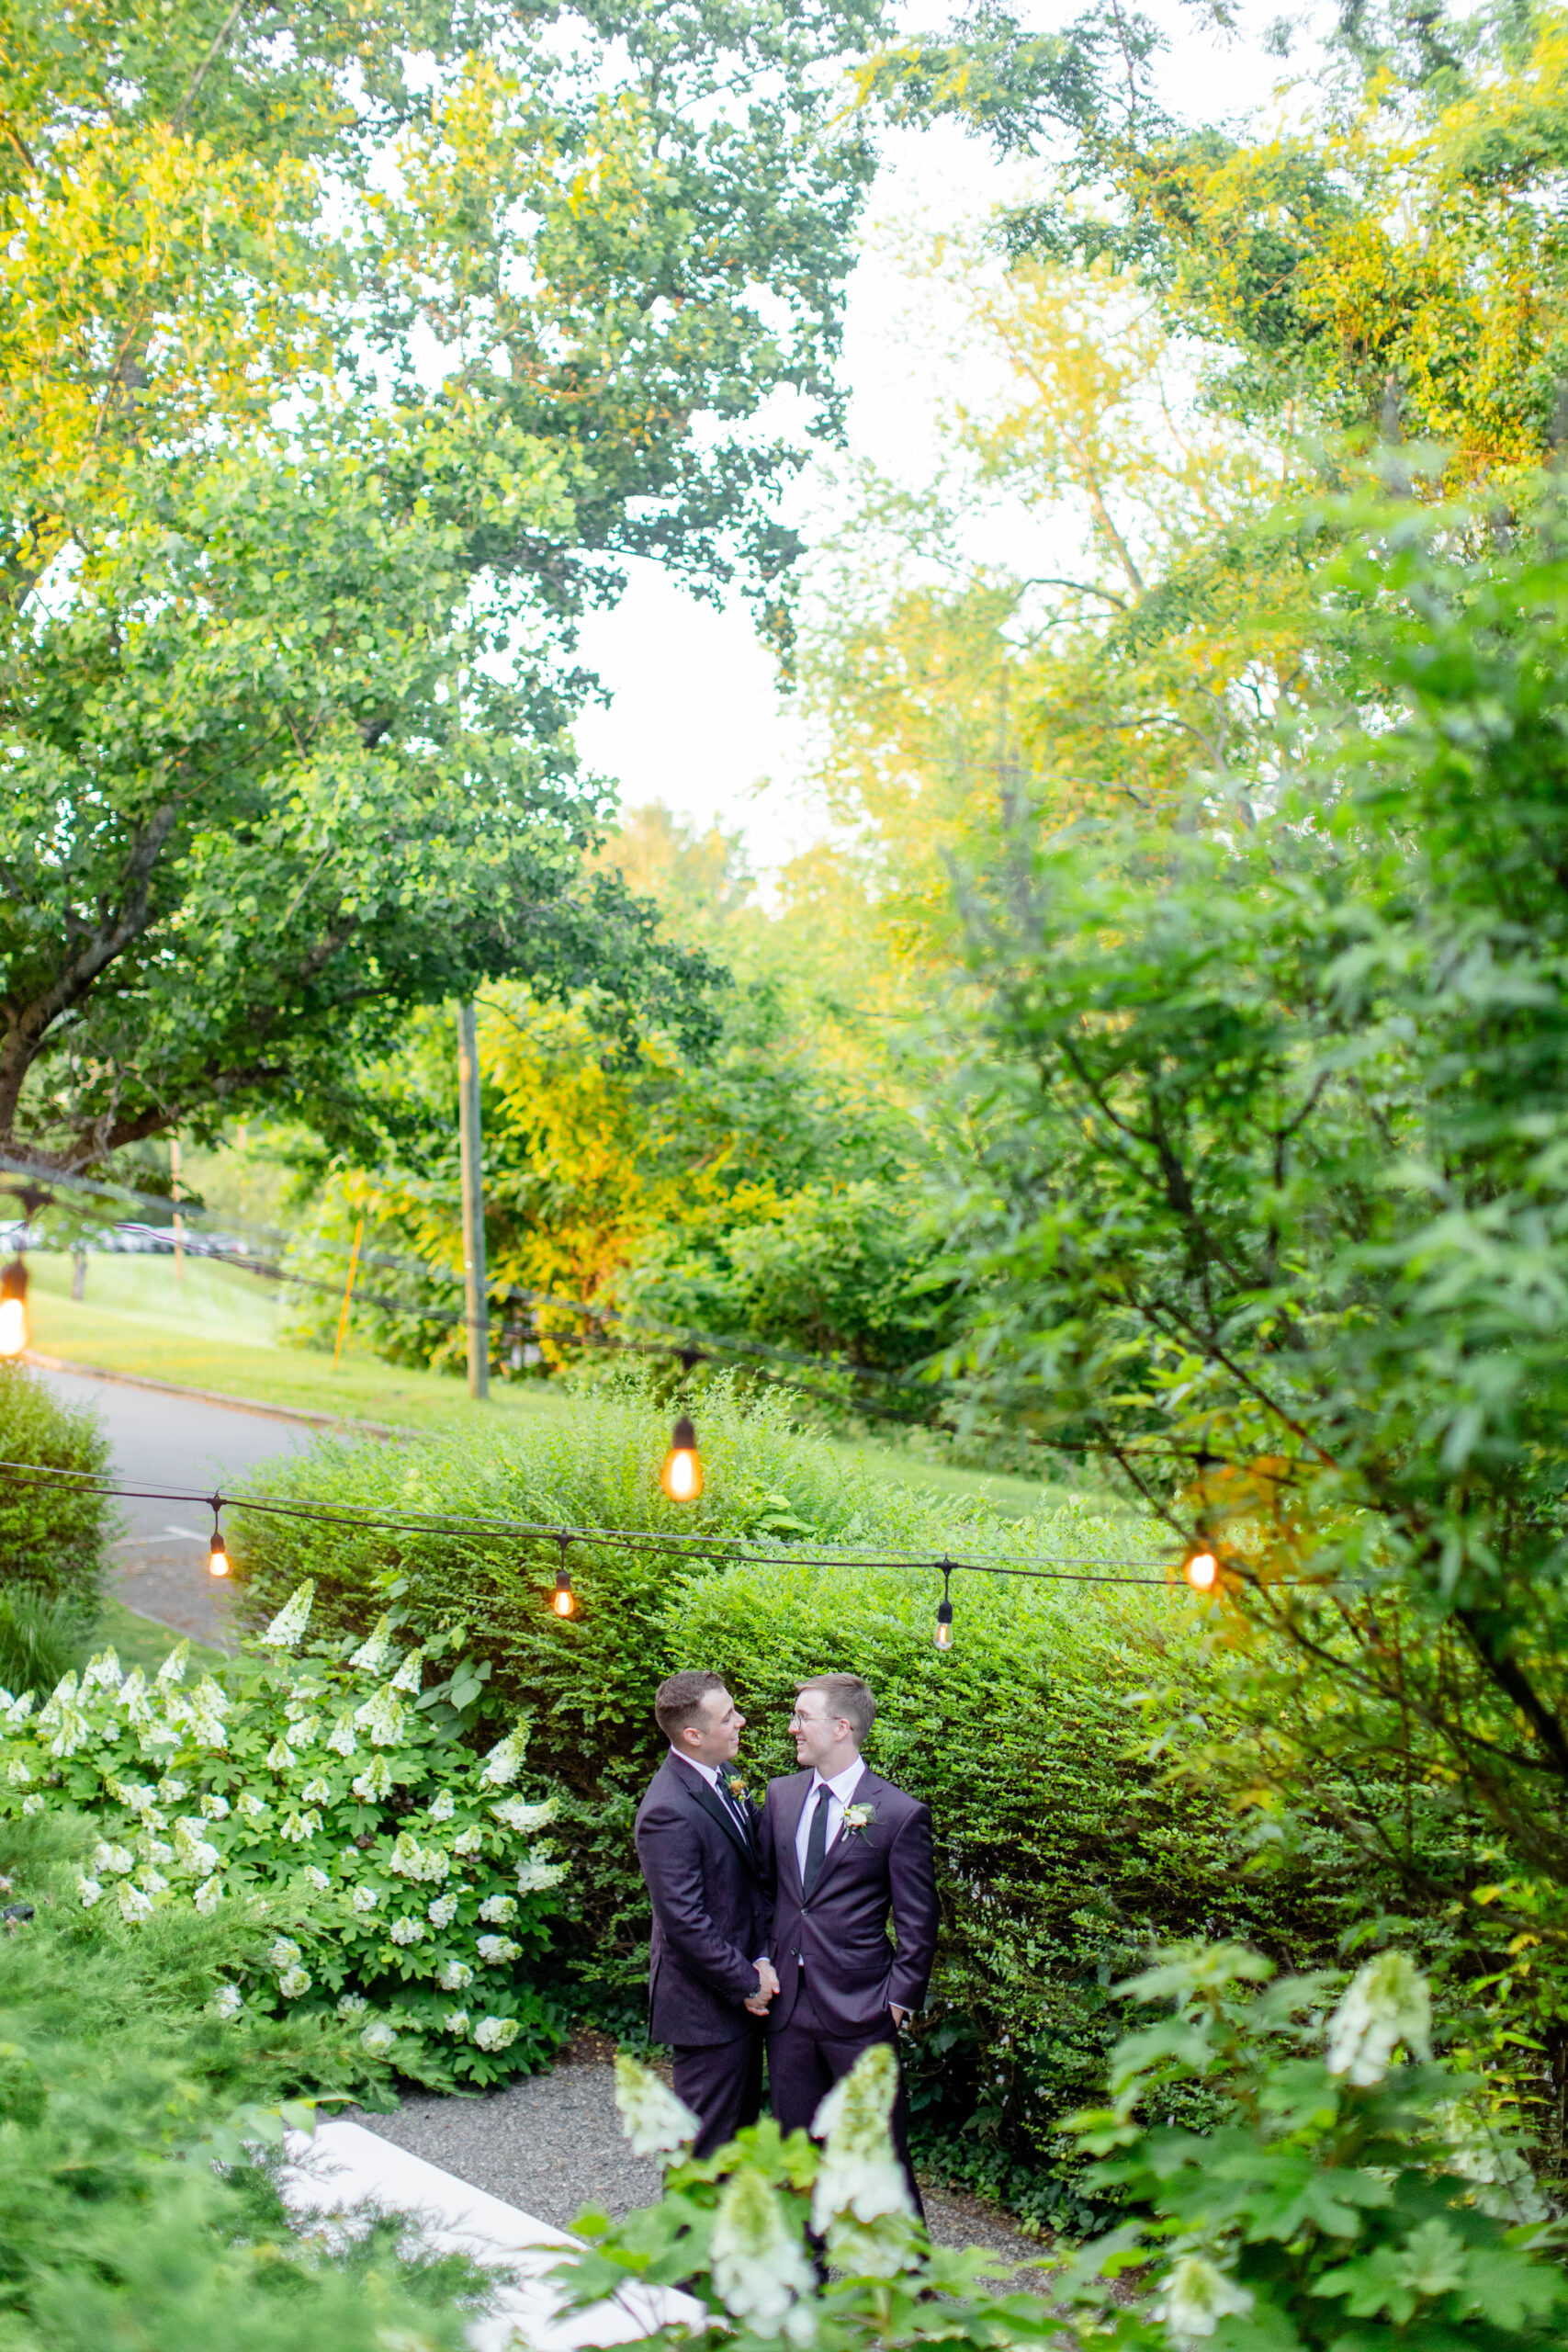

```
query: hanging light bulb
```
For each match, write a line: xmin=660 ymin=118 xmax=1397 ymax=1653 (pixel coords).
xmin=660 ymin=1414 xmax=704 ymax=1503
xmin=934 ymin=1597 xmax=953 ymax=1651
xmin=208 ymin=1510 xmax=230 ymax=1578
xmin=0 ymin=1258 xmax=28 ymax=1360
xmin=552 ymin=1564 xmax=578 ymax=1618
xmin=1183 ymin=1545 xmax=1221 ymax=1593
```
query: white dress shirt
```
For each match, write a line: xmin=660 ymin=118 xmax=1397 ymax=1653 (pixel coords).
xmin=670 ymin=1747 xmax=726 ymax=1791
xmin=795 ymin=1756 xmax=865 ymax=1883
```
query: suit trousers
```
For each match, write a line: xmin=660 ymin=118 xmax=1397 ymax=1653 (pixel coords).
xmin=766 ymin=1975 xmax=924 ymax=2219
xmin=671 ymin=2026 xmax=765 ymax=2161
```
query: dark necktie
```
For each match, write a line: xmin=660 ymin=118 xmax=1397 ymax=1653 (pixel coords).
xmin=718 ymin=1774 xmax=749 ymax=1837
xmin=802 ymin=1781 xmax=831 ymax=1896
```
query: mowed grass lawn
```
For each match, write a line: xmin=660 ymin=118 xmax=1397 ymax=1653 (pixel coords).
xmin=22 ymin=1250 xmax=1115 ymax=1529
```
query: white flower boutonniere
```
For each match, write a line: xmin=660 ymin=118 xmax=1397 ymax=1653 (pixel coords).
xmin=841 ymin=1800 xmax=877 ymax=1838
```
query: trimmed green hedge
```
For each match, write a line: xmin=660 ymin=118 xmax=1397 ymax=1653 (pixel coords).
xmin=231 ymin=1377 xmax=1482 ymax=2219
xmin=0 ymin=1362 xmax=112 ymax=1620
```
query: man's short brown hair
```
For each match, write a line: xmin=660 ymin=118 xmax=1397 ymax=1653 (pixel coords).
xmin=655 ymin=1668 xmax=728 ymax=1743
xmin=795 ymin=1673 xmax=875 ymax=1745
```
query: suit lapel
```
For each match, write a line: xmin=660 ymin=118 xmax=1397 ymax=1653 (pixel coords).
xmin=802 ymin=1762 xmax=871 ymax=1904
xmin=671 ymin=1756 xmax=753 ymax=1864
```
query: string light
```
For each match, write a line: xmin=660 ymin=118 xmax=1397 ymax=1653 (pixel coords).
xmin=552 ymin=1565 xmax=578 ymax=1618
xmin=0 ymin=1259 xmax=28 ymax=1359
xmin=934 ymin=1563 xmax=954 ymax=1652
xmin=1183 ymin=1545 xmax=1221 ymax=1593
xmin=660 ymin=1414 xmax=703 ymax=1503
xmin=208 ymin=1505 xmax=230 ymax=1579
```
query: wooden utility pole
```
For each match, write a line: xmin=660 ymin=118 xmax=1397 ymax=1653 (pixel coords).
xmin=457 ymin=1003 xmax=490 ymax=1400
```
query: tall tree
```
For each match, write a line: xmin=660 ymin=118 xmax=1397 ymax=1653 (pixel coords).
xmin=0 ymin=0 xmax=886 ymax=1170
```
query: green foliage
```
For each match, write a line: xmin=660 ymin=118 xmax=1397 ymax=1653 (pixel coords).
xmin=0 ymin=1361 xmax=110 ymax=1618
xmin=1061 ymin=1943 xmax=1567 ymax=2348
xmin=0 ymin=1585 xmax=88 ymax=1699
xmin=0 ymin=1806 xmax=488 ymax=2350
xmin=0 ymin=1588 xmax=570 ymax=2093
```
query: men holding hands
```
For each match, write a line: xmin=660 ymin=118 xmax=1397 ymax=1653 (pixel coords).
xmin=634 ymin=1665 xmax=937 ymax=2199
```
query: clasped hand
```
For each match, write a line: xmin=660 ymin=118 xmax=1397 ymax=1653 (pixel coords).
xmin=745 ymin=1958 xmax=781 ymax=2015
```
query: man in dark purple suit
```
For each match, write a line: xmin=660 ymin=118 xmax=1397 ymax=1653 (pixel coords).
xmin=759 ymin=1672 xmax=938 ymax=2214
xmin=633 ymin=1669 xmax=779 ymax=2158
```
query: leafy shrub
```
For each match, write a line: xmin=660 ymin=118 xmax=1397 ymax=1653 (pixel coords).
xmin=226 ymin=1373 xmax=1157 ymax=2036
xmin=1061 ymin=1943 xmax=1566 ymax=2347
xmin=559 ymin=1967 xmax=1568 ymax=2352
xmin=0 ymin=1581 xmax=570 ymax=2091
xmin=0 ymin=1804 xmax=491 ymax=2350
xmin=0 ymin=1360 xmax=112 ymax=1618
xmin=0 ymin=1583 xmax=88 ymax=1697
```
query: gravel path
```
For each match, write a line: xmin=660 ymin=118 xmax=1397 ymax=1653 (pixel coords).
xmin=359 ymin=2047 xmax=1055 ymax=2290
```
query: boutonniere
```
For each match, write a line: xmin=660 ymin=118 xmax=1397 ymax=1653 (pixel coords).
xmin=841 ymin=1801 xmax=876 ymax=1837
xmin=723 ymin=1771 xmax=750 ymax=1805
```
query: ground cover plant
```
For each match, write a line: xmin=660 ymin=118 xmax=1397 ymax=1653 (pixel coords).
xmin=0 ymin=1362 xmax=111 ymax=1621
xmin=0 ymin=1805 xmax=493 ymax=2352
xmin=0 ymin=1580 xmax=570 ymax=2094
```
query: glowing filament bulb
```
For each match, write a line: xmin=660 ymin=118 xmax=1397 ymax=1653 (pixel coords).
xmin=660 ymin=1414 xmax=703 ymax=1503
xmin=1184 ymin=1548 xmax=1220 ymax=1593
xmin=0 ymin=1259 xmax=28 ymax=1359
xmin=553 ymin=1566 xmax=578 ymax=1618
xmin=934 ymin=1597 xmax=953 ymax=1651
xmin=208 ymin=1530 xmax=230 ymax=1579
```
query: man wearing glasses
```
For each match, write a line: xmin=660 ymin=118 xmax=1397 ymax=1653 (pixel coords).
xmin=759 ymin=1673 xmax=937 ymax=2213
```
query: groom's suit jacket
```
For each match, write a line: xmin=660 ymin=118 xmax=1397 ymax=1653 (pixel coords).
xmin=634 ymin=1752 xmax=772 ymax=2048
xmin=759 ymin=1763 xmax=938 ymax=2038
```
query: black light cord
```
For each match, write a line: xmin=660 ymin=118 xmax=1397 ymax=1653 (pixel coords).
xmin=0 ymin=1456 xmax=1179 ymax=1589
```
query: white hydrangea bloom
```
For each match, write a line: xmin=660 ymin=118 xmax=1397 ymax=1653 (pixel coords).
xmin=76 ymin=1875 xmax=103 ymax=1907
xmin=427 ymin=1893 xmax=458 ymax=1928
xmin=136 ymin=1866 xmax=170 ymax=1895
xmin=472 ymin=2016 xmax=519 ymax=2052
xmin=173 ymin=1825 xmax=220 ymax=1876
xmin=452 ymin=1826 xmax=484 ymax=1857
xmin=479 ymin=1724 xmax=530 ymax=1787
xmin=238 ymin=1791 xmax=269 ymax=1818
xmin=38 ymin=1668 xmax=79 ymax=1723
xmin=444 ymin=2009 xmax=471 ymax=2036
xmin=389 ymin=1647 xmax=425 ymax=1694
xmin=811 ymin=2045 xmax=914 ymax=2242
xmin=278 ymin=1964 xmax=312 ymax=1997
xmin=349 ymin=1616 xmax=395 ymax=1674
xmin=20 ymin=1792 xmax=43 ymax=1815
xmin=389 ymin=1916 xmax=426 ymax=1945
xmin=353 ymin=1686 xmax=407 ymax=1747
xmin=1155 ymin=2256 xmax=1256 ymax=2345
xmin=388 ymin=1831 xmax=449 ymax=1883
xmin=117 ymin=1881 xmax=153 ymax=1924
xmin=351 ymin=1883 xmax=379 ymax=1912
xmin=48 ymin=1705 xmax=90 ymax=1759
xmin=614 ymin=2054 xmax=699 ymax=2157
xmin=265 ymin=1739 xmax=299 ymax=1772
xmin=116 ymin=1672 xmax=152 ymax=1728
xmin=515 ymin=1849 xmax=567 ymax=1895
xmin=426 ymin=1790 xmax=455 ymax=1823
xmin=713 ymin=2170 xmax=816 ymax=2333
xmin=269 ymin=1935 xmax=303 ymax=1969
xmin=157 ymin=1775 xmax=188 ymax=1801
xmin=140 ymin=1836 xmax=175 ymax=1865
xmin=82 ymin=1649 xmax=123 ymax=1691
xmin=261 ymin=1583 xmax=315 ymax=1649
xmin=6 ymin=1759 xmax=29 ymax=1785
xmin=477 ymin=1934 xmax=520 ymax=1965
xmin=436 ymin=1960 xmax=474 ymax=1992
xmin=209 ymin=1984 xmax=243 ymax=2019
xmin=490 ymin=1794 xmax=558 ymax=1835
xmin=278 ymin=1809 xmax=322 ymax=1844
xmin=93 ymin=1840 xmax=134 ymax=1876
xmin=478 ymin=1894 xmax=516 ymax=1925
xmin=2 ymin=1690 xmax=36 ymax=1725
xmin=351 ymin=1756 xmax=392 ymax=1802
xmin=200 ymin=1791 xmax=231 ymax=1819
xmin=304 ymin=1864 xmax=332 ymax=1892
xmin=300 ymin=1776 xmax=332 ymax=1804
xmin=360 ymin=2018 xmax=398 ymax=2056
xmin=108 ymin=1777 xmax=156 ymax=1813
xmin=325 ymin=1713 xmax=356 ymax=1758
xmin=1325 ymin=1952 xmax=1433 ymax=2086
xmin=337 ymin=1993 xmax=367 ymax=2018
xmin=193 ymin=1876 xmax=223 ymax=1915
xmin=155 ymin=1640 xmax=190 ymax=1686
